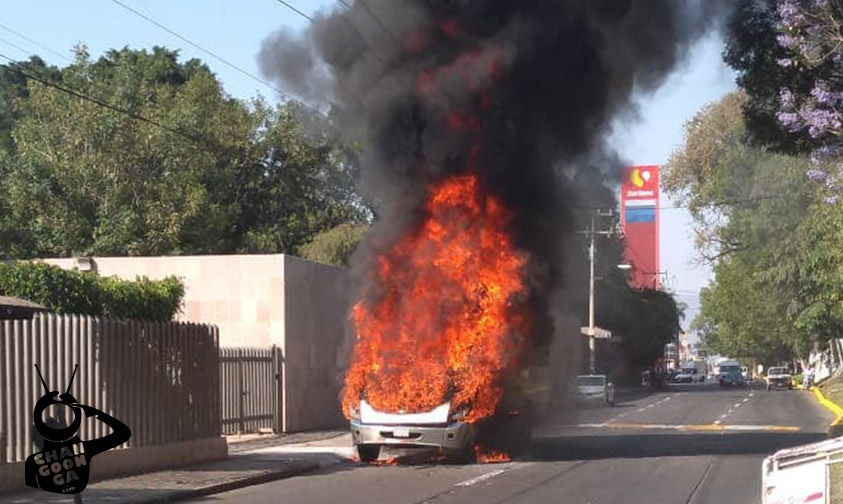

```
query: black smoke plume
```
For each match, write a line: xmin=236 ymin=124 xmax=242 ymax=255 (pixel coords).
xmin=258 ymin=0 xmax=731 ymax=375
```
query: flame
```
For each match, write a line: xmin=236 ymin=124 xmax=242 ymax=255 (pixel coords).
xmin=342 ymin=174 xmax=528 ymax=423
xmin=474 ymin=445 xmax=510 ymax=464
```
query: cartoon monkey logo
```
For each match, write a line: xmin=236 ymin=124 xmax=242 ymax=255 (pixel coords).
xmin=25 ymin=364 xmax=131 ymax=495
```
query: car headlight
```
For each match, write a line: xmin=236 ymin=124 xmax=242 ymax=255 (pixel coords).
xmin=450 ymin=407 xmax=468 ymax=423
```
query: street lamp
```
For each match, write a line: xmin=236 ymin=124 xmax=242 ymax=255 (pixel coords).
xmin=616 ymin=264 xmax=665 ymax=289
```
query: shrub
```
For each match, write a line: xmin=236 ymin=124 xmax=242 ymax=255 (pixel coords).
xmin=99 ymin=275 xmax=184 ymax=321
xmin=0 ymin=262 xmax=183 ymax=321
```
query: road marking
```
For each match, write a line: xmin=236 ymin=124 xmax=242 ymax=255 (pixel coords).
xmin=742 ymin=398 xmax=750 ymax=403
xmin=566 ymin=423 xmax=800 ymax=432
xmin=617 ymin=412 xmax=628 ymax=418
xmin=636 ymin=408 xmax=646 ymax=413
xmin=733 ymin=402 xmax=742 ymax=408
xmin=455 ymin=469 xmax=507 ymax=487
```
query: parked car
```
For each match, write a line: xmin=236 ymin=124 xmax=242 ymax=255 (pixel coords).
xmin=574 ymin=374 xmax=615 ymax=406
xmin=718 ymin=361 xmax=745 ymax=387
xmin=349 ymin=381 xmax=532 ymax=463
xmin=674 ymin=367 xmax=705 ymax=383
xmin=766 ymin=367 xmax=793 ymax=391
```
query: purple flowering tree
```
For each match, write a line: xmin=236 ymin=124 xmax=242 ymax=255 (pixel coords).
xmin=775 ymin=0 xmax=843 ymax=201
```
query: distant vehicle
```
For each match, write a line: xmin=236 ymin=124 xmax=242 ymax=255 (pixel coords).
xmin=766 ymin=367 xmax=793 ymax=391
xmin=574 ymin=374 xmax=615 ymax=406
xmin=674 ymin=367 xmax=705 ymax=383
xmin=675 ymin=359 xmax=706 ymax=383
xmin=718 ymin=361 xmax=745 ymax=387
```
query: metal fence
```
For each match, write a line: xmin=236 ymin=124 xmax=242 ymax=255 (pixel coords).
xmin=220 ymin=346 xmax=282 ymax=435
xmin=0 ymin=313 xmax=220 ymax=464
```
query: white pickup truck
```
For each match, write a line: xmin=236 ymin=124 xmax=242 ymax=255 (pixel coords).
xmin=765 ymin=367 xmax=793 ymax=391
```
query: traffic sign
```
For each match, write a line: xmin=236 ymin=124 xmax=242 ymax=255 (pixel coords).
xmin=580 ymin=326 xmax=612 ymax=339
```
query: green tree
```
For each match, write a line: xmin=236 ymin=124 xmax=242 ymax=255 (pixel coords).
xmin=695 ymin=258 xmax=795 ymax=365
xmin=299 ymin=222 xmax=369 ymax=267
xmin=0 ymin=46 xmax=369 ymax=259
xmin=665 ymin=90 xmax=816 ymax=362
xmin=236 ymin=102 xmax=369 ymax=254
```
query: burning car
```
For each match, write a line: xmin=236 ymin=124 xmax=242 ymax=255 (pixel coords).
xmin=350 ymin=381 xmax=532 ymax=463
xmin=341 ymin=176 xmax=535 ymax=463
xmin=350 ymin=400 xmax=469 ymax=462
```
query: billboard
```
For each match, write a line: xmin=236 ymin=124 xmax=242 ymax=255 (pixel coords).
xmin=620 ymin=165 xmax=660 ymax=289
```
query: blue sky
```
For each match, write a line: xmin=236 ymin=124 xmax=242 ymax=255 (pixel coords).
xmin=0 ymin=1 xmax=737 ymax=330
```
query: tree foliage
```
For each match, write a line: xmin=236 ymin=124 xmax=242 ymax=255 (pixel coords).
xmin=0 ymin=46 xmax=369 ymax=260
xmin=298 ymin=223 xmax=369 ymax=267
xmin=665 ymin=90 xmax=823 ymax=363
xmin=724 ymin=0 xmax=824 ymax=153
xmin=602 ymin=283 xmax=683 ymax=374
xmin=725 ymin=0 xmax=843 ymax=198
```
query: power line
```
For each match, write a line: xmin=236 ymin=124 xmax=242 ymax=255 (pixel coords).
xmin=108 ymin=0 xmax=326 ymax=117
xmin=342 ymin=0 xmax=401 ymax=44
xmin=272 ymin=0 xmax=313 ymax=21
xmin=0 ymin=22 xmax=71 ymax=62
xmin=0 ymin=35 xmax=33 ymax=59
xmin=0 ymin=50 xmax=227 ymax=152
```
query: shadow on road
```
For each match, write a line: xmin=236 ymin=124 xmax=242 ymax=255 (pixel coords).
xmin=529 ymin=431 xmax=827 ymax=461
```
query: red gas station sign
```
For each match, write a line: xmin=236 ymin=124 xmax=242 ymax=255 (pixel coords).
xmin=620 ymin=166 xmax=660 ymax=290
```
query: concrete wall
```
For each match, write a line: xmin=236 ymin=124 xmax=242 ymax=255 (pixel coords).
xmin=41 ymin=255 xmax=287 ymax=348
xmin=40 ymin=254 xmax=353 ymax=432
xmin=282 ymin=255 xmax=350 ymax=432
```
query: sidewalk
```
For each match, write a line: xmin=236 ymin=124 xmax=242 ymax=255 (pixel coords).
xmin=4 ymin=431 xmax=352 ymax=504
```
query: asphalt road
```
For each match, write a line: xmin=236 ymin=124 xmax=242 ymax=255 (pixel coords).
xmin=193 ymin=381 xmax=834 ymax=504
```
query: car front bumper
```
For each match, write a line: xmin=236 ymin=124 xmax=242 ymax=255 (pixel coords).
xmin=767 ymin=378 xmax=791 ymax=388
xmin=351 ymin=420 xmax=475 ymax=449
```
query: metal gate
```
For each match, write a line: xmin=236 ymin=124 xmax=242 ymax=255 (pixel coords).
xmin=220 ymin=346 xmax=282 ymax=435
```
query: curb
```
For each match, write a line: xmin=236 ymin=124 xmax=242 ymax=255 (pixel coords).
xmin=810 ymin=385 xmax=843 ymax=437
xmin=133 ymin=460 xmax=321 ymax=503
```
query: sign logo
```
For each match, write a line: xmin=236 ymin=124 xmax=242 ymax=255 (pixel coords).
xmin=630 ymin=168 xmax=652 ymax=189
xmin=25 ymin=364 xmax=131 ymax=495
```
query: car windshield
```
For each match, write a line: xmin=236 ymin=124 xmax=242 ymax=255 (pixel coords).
xmin=720 ymin=365 xmax=740 ymax=373
xmin=577 ymin=376 xmax=605 ymax=387
xmin=768 ymin=368 xmax=788 ymax=375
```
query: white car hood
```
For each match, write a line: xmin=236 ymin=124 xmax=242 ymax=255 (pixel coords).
xmin=359 ymin=400 xmax=451 ymax=425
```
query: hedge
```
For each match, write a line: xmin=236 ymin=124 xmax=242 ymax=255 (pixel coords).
xmin=0 ymin=262 xmax=184 ymax=321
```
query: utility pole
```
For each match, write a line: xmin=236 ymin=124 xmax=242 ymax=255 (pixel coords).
xmin=579 ymin=209 xmax=615 ymax=374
